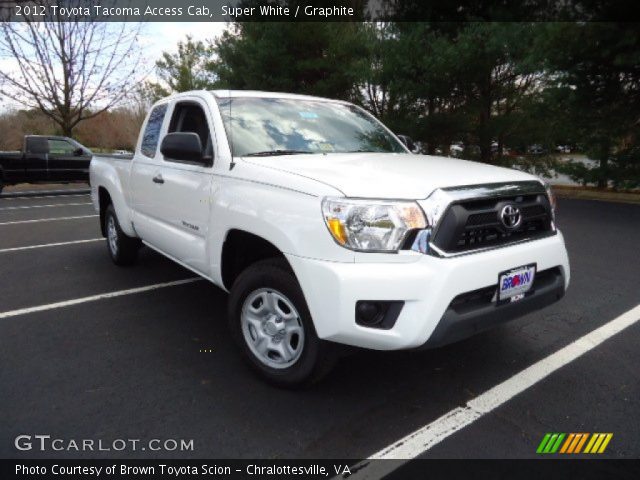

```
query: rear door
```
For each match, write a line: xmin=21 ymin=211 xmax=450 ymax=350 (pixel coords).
xmin=129 ymin=103 xmax=169 ymax=244
xmin=21 ymin=137 xmax=49 ymax=182
xmin=148 ymin=98 xmax=215 ymax=274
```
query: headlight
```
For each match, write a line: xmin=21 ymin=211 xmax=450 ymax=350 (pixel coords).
xmin=544 ymin=182 xmax=556 ymax=213
xmin=321 ymin=197 xmax=427 ymax=252
xmin=543 ymin=182 xmax=557 ymax=224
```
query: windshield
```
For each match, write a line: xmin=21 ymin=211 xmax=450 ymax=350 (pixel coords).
xmin=215 ymin=96 xmax=407 ymax=157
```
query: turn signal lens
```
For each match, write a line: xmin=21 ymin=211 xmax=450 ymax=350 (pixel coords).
xmin=327 ymin=218 xmax=347 ymax=245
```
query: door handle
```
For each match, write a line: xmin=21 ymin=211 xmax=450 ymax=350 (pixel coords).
xmin=152 ymin=174 xmax=164 ymax=184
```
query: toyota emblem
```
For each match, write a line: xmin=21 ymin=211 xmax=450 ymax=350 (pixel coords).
xmin=500 ymin=204 xmax=522 ymax=229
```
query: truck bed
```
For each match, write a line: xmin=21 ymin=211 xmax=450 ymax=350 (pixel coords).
xmin=89 ymin=153 xmax=136 ymax=210
xmin=0 ymin=151 xmax=23 ymax=160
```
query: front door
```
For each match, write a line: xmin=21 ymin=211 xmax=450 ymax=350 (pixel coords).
xmin=46 ymin=138 xmax=83 ymax=182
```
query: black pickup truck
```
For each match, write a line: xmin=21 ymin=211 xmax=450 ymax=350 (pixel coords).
xmin=0 ymin=135 xmax=92 ymax=194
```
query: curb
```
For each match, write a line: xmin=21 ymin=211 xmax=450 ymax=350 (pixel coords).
xmin=0 ymin=188 xmax=91 ymax=198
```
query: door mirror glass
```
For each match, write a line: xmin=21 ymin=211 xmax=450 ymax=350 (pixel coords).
xmin=160 ymin=132 xmax=203 ymax=163
xmin=397 ymin=134 xmax=418 ymax=153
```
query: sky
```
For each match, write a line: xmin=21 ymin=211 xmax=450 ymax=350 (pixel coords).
xmin=0 ymin=22 xmax=229 ymax=113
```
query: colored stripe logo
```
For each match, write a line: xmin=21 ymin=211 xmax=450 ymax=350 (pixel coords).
xmin=537 ymin=433 xmax=613 ymax=454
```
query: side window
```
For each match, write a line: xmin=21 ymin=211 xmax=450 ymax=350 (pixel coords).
xmin=25 ymin=137 xmax=49 ymax=154
xmin=47 ymin=139 xmax=75 ymax=155
xmin=167 ymin=102 xmax=213 ymax=163
xmin=141 ymin=104 xmax=167 ymax=158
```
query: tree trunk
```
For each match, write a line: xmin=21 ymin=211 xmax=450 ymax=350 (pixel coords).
xmin=478 ymin=69 xmax=493 ymax=164
xmin=60 ymin=124 xmax=74 ymax=138
xmin=426 ymin=96 xmax=436 ymax=155
xmin=597 ymin=157 xmax=608 ymax=189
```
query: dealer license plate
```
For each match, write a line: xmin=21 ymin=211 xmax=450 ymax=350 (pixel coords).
xmin=498 ymin=264 xmax=536 ymax=302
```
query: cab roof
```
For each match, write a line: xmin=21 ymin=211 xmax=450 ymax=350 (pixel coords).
xmin=159 ymin=89 xmax=348 ymax=105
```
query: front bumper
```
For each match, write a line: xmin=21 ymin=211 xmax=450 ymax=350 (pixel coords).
xmin=286 ymin=231 xmax=570 ymax=350
xmin=418 ymin=266 xmax=564 ymax=349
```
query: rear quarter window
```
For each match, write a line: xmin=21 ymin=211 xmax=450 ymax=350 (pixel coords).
xmin=141 ymin=104 xmax=167 ymax=158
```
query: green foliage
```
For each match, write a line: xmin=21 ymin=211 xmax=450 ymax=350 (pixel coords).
xmin=610 ymin=147 xmax=640 ymax=190
xmin=375 ymin=22 xmax=546 ymax=161
xmin=210 ymin=22 xmax=370 ymax=102
xmin=503 ymin=154 xmax=561 ymax=180
xmin=154 ymin=35 xmax=216 ymax=94
xmin=134 ymin=82 xmax=166 ymax=107
xmin=540 ymin=22 xmax=640 ymax=188
xmin=558 ymin=148 xmax=640 ymax=190
xmin=556 ymin=160 xmax=602 ymax=187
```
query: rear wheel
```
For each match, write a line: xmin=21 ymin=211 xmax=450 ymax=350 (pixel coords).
xmin=228 ymin=258 xmax=336 ymax=387
xmin=104 ymin=204 xmax=140 ymax=266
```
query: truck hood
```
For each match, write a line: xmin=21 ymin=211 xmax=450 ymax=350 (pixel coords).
xmin=241 ymin=152 xmax=541 ymax=199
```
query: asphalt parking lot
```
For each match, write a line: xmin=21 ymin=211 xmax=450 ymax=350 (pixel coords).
xmin=1 ymin=189 xmax=639 ymax=462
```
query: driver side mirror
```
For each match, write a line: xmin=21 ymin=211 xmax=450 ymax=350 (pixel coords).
xmin=160 ymin=132 xmax=203 ymax=163
xmin=397 ymin=134 xmax=418 ymax=153
xmin=73 ymin=147 xmax=85 ymax=156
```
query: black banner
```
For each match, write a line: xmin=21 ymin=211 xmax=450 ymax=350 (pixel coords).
xmin=0 ymin=0 xmax=639 ymax=22
xmin=2 ymin=459 xmax=640 ymax=480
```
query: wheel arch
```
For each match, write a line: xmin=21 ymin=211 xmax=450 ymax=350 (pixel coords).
xmin=98 ymin=186 xmax=112 ymax=237
xmin=220 ymin=229 xmax=295 ymax=291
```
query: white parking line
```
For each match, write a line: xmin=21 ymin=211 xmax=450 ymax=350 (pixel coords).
xmin=0 ymin=238 xmax=103 ymax=253
xmin=0 ymin=193 xmax=90 ymax=201
xmin=0 ymin=215 xmax=97 ymax=226
xmin=344 ymin=304 xmax=640 ymax=479
xmin=0 ymin=278 xmax=203 ymax=319
xmin=0 ymin=202 xmax=92 ymax=211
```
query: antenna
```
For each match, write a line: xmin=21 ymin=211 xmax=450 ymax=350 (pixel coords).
xmin=229 ymin=90 xmax=236 ymax=170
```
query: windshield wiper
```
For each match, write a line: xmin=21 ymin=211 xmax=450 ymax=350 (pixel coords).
xmin=344 ymin=149 xmax=377 ymax=153
xmin=244 ymin=150 xmax=313 ymax=157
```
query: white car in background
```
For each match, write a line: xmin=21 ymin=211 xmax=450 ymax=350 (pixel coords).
xmin=450 ymin=143 xmax=464 ymax=157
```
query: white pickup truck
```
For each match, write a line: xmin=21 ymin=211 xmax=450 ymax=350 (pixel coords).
xmin=91 ymin=90 xmax=570 ymax=386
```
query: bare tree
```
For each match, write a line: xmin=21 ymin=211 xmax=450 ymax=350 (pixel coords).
xmin=0 ymin=1 xmax=145 ymax=136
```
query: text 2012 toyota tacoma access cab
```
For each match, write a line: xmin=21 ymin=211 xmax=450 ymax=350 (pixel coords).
xmin=90 ymin=90 xmax=570 ymax=386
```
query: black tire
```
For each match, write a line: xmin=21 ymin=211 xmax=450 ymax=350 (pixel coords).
xmin=104 ymin=204 xmax=140 ymax=266
xmin=228 ymin=258 xmax=336 ymax=388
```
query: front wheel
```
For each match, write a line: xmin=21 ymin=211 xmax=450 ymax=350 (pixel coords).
xmin=228 ymin=258 xmax=336 ymax=388
xmin=104 ymin=204 xmax=140 ymax=266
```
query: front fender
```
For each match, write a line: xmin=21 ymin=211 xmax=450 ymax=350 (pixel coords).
xmin=207 ymin=178 xmax=354 ymax=286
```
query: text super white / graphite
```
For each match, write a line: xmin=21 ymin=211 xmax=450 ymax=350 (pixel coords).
xmin=17 ymin=5 xmax=355 ymax=19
